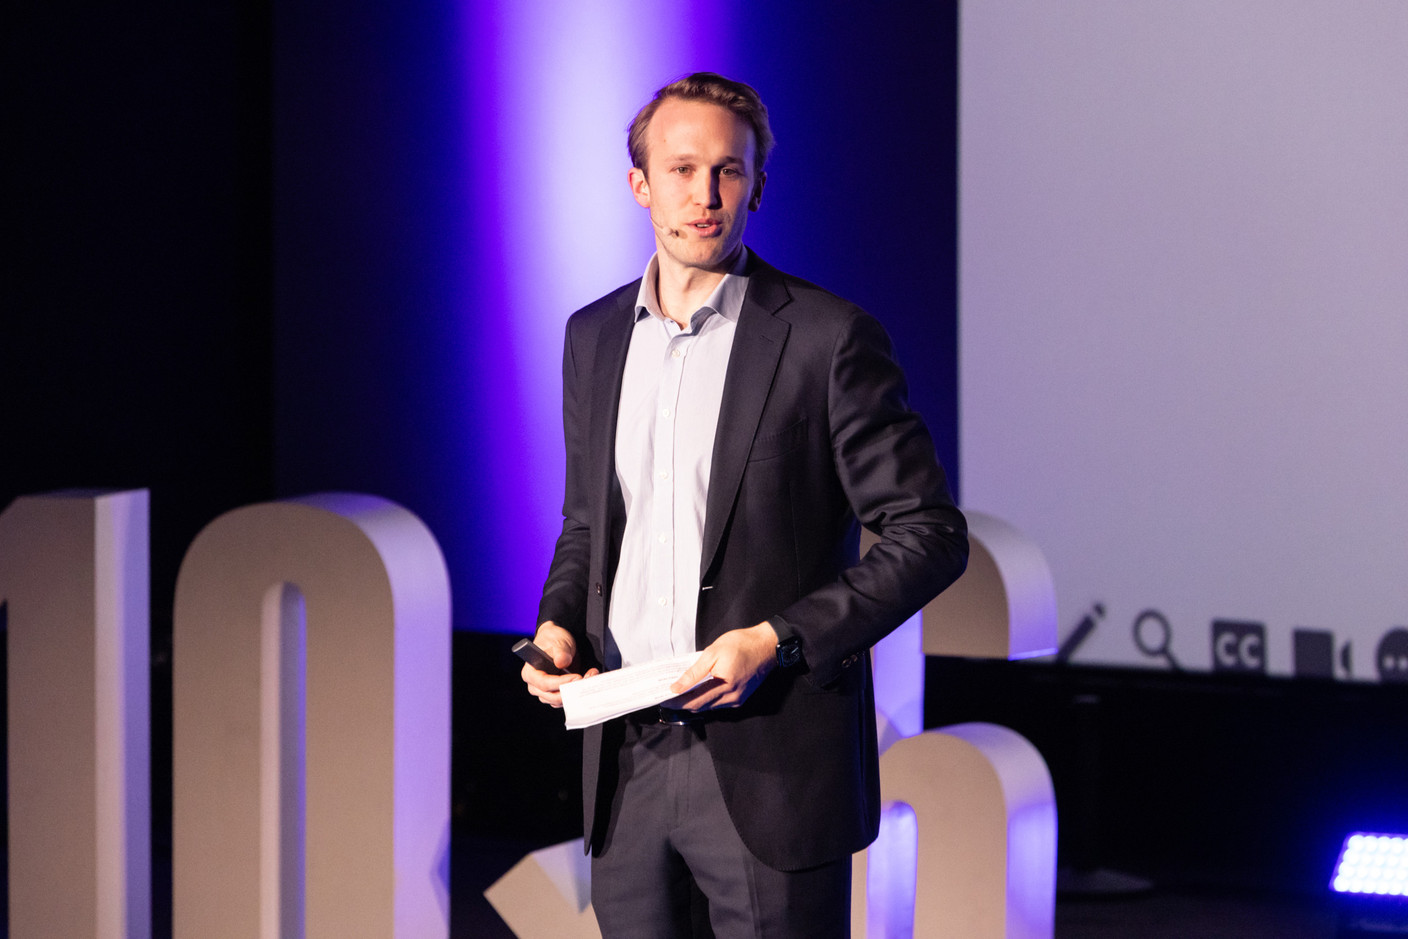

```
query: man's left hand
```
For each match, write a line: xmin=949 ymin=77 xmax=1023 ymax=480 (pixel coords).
xmin=668 ymin=621 xmax=778 ymax=711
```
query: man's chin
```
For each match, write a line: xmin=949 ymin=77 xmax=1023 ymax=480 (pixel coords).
xmin=671 ymin=243 xmax=739 ymax=273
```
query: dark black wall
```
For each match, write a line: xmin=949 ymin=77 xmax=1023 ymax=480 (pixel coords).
xmin=5 ymin=2 xmax=277 ymax=625
xmin=7 ymin=5 xmax=274 ymax=933
xmin=926 ymin=658 xmax=1408 ymax=894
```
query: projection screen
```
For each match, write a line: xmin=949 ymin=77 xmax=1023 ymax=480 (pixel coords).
xmin=959 ymin=1 xmax=1408 ymax=681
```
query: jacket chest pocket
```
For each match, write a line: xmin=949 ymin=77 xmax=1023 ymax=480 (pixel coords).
xmin=746 ymin=417 xmax=808 ymax=463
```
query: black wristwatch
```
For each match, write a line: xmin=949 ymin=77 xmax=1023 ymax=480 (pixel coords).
xmin=771 ymin=618 xmax=803 ymax=668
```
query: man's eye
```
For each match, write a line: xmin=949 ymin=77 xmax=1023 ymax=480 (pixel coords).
xmin=720 ymin=168 xmax=739 ymax=177
xmin=672 ymin=166 xmax=691 ymax=174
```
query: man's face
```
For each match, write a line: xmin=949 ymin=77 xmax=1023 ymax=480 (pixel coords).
xmin=629 ymin=97 xmax=765 ymax=275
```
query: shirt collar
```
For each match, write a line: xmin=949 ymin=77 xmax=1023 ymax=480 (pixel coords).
xmin=634 ymin=248 xmax=751 ymax=329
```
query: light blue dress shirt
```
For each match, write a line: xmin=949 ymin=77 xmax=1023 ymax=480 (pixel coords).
xmin=606 ymin=250 xmax=751 ymax=669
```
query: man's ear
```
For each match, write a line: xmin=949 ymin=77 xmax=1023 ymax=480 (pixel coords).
xmin=629 ymin=166 xmax=651 ymax=208
xmin=749 ymin=171 xmax=766 ymax=212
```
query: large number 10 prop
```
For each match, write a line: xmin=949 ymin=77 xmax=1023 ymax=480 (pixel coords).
xmin=2 ymin=490 xmax=451 ymax=939
xmin=4 ymin=490 xmax=1054 ymax=938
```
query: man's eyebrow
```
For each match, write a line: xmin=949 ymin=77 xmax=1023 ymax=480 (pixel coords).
xmin=662 ymin=151 xmax=748 ymax=165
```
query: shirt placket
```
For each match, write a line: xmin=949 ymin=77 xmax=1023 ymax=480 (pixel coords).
xmin=647 ymin=330 xmax=690 ymax=659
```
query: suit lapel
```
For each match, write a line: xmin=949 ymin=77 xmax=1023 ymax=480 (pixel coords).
xmin=700 ymin=260 xmax=792 ymax=583
xmin=589 ymin=289 xmax=636 ymax=557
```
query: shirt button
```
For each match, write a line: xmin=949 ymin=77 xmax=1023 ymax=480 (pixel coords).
xmin=657 ymin=534 xmax=668 ymax=544
xmin=658 ymin=597 xmax=668 ymax=606
xmin=661 ymin=408 xmax=671 ymax=418
xmin=659 ymin=471 xmax=670 ymax=480
xmin=671 ymin=349 xmax=682 ymax=359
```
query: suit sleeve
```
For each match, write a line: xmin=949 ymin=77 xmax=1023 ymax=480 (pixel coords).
xmin=536 ymin=315 xmax=591 ymax=640
xmin=770 ymin=311 xmax=968 ymax=687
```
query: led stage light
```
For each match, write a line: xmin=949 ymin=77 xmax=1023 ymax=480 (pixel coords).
xmin=1331 ymin=832 xmax=1408 ymax=938
xmin=1332 ymin=834 xmax=1408 ymax=898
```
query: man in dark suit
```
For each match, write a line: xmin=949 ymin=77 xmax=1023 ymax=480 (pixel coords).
xmin=521 ymin=72 xmax=968 ymax=938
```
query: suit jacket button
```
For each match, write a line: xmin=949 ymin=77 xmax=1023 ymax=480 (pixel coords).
xmin=842 ymin=653 xmax=859 ymax=668
xmin=595 ymin=583 xmax=603 ymax=596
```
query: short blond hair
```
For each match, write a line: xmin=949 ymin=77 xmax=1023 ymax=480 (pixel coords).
xmin=627 ymin=72 xmax=775 ymax=178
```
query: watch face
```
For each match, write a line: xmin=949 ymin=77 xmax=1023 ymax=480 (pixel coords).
xmin=778 ymin=638 xmax=802 ymax=668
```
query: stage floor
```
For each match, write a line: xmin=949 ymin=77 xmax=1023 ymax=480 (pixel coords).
xmin=453 ymin=833 xmax=1340 ymax=938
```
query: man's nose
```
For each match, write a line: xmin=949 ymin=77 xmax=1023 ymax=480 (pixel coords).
xmin=695 ymin=172 xmax=722 ymax=209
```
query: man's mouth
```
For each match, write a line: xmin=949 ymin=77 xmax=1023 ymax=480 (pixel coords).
xmin=690 ymin=219 xmax=722 ymax=235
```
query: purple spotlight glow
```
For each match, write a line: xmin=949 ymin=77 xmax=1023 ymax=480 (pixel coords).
xmin=456 ymin=0 xmax=739 ymax=632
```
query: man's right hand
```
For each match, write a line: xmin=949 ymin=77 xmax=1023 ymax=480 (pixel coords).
xmin=521 ymin=621 xmax=598 ymax=708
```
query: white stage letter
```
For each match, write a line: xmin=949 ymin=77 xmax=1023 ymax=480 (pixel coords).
xmin=172 ymin=494 xmax=450 ymax=938
xmin=1 ymin=489 xmax=151 ymax=939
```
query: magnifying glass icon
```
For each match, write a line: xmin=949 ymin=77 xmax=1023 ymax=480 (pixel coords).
xmin=1133 ymin=609 xmax=1182 ymax=671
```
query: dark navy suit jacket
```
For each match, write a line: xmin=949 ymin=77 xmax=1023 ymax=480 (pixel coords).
xmin=537 ymin=253 xmax=968 ymax=871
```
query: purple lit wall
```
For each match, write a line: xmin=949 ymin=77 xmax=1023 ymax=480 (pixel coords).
xmin=455 ymin=3 xmax=744 ymax=633
xmin=275 ymin=0 xmax=958 ymax=634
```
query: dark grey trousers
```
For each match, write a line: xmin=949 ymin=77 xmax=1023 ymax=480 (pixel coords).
xmin=590 ymin=719 xmax=851 ymax=939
